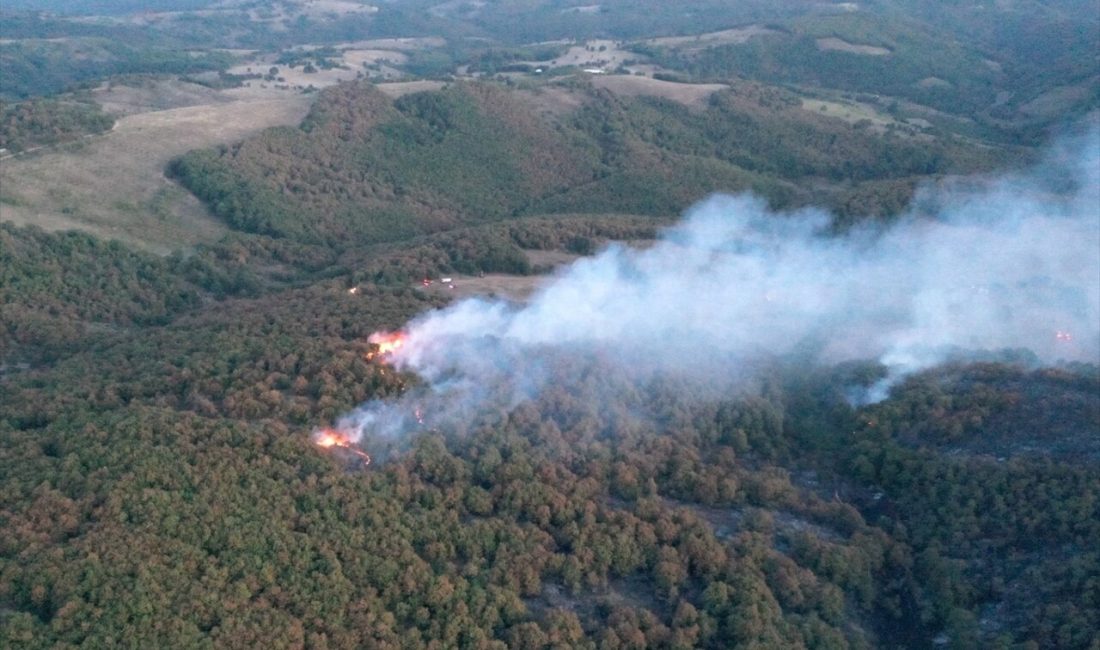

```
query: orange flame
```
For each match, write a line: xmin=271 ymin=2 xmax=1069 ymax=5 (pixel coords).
xmin=366 ymin=330 xmax=407 ymax=362
xmin=313 ymin=428 xmax=371 ymax=463
xmin=314 ymin=428 xmax=349 ymax=448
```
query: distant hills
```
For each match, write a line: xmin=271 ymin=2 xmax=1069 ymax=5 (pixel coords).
xmin=3 ymin=0 xmax=1096 ymax=142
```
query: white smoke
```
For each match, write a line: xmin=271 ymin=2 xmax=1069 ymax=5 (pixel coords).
xmin=330 ymin=127 xmax=1100 ymax=443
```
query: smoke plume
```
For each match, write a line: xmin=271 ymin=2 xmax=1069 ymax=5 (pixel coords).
xmin=329 ymin=127 xmax=1100 ymax=444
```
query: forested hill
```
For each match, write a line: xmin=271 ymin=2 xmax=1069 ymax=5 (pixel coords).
xmin=169 ymin=79 xmax=1006 ymax=247
xmin=1 ymin=4 xmax=1096 ymax=647
xmin=2 ymin=219 xmax=1097 ymax=648
xmin=0 ymin=99 xmax=114 ymax=154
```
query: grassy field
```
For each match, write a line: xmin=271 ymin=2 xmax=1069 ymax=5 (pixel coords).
xmin=815 ymin=36 xmax=891 ymax=56
xmin=394 ymin=247 xmax=638 ymax=302
xmin=646 ymin=25 xmax=781 ymax=50
xmin=590 ymin=75 xmax=727 ymax=107
xmin=0 ymin=71 xmax=733 ymax=254
xmin=799 ymin=97 xmax=904 ymax=132
xmin=0 ymin=87 xmax=312 ymax=253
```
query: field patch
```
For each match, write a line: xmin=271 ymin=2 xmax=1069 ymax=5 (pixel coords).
xmin=376 ymin=80 xmax=449 ymax=98
xmin=815 ymin=36 xmax=890 ymax=56
xmin=335 ymin=37 xmax=447 ymax=51
xmin=229 ymin=42 xmax=429 ymax=90
xmin=916 ymin=77 xmax=952 ymax=89
xmin=297 ymin=0 xmax=378 ymax=16
xmin=92 ymin=78 xmax=233 ymax=116
xmin=590 ymin=75 xmax=727 ymax=107
xmin=646 ymin=25 xmax=781 ymax=50
xmin=0 ymin=94 xmax=312 ymax=253
xmin=403 ymin=248 xmax=593 ymax=301
xmin=800 ymin=97 xmax=901 ymax=132
xmin=537 ymin=39 xmax=635 ymax=73
xmin=411 ymin=272 xmax=550 ymax=302
xmin=342 ymin=49 xmax=409 ymax=68
xmin=1017 ymin=83 xmax=1096 ymax=119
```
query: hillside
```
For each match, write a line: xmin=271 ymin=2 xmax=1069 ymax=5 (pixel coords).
xmin=3 ymin=0 xmax=1095 ymax=143
xmin=632 ymin=7 xmax=1097 ymax=139
xmin=0 ymin=86 xmax=313 ymax=253
xmin=170 ymin=79 xmax=1005 ymax=247
xmin=2 ymin=218 xmax=1097 ymax=649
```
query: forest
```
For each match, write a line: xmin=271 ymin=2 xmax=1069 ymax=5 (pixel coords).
xmin=0 ymin=38 xmax=234 ymax=100
xmin=1 ymin=2 xmax=1098 ymax=649
xmin=169 ymin=80 xmax=1004 ymax=248
xmin=1 ymin=207 xmax=1097 ymax=648
xmin=634 ymin=8 xmax=1097 ymax=139
xmin=0 ymin=99 xmax=115 ymax=153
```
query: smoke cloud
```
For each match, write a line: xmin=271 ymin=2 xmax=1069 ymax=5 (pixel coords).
xmin=330 ymin=126 xmax=1099 ymax=444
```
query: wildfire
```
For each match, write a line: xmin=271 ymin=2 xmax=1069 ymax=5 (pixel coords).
xmin=1055 ymin=330 xmax=1073 ymax=342
xmin=366 ymin=330 xmax=407 ymax=362
xmin=313 ymin=428 xmax=371 ymax=463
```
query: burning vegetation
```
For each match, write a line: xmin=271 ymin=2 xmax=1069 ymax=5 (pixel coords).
xmin=313 ymin=427 xmax=371 ymax=463
xmin=365 ymin=330 xmax=407 ymax=362
xmin=314 ymin=329 xmax=413 ymax=464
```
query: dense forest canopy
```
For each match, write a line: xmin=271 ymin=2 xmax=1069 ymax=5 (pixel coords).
xmin=0 ymin=99 xmax=114 ymax=153
xmin=1 ymin=1 xmax=1098 ymax=649
xmin=168 ymin=79 xmax=1005 ymax=247
xmin=3 ymin=218 xmax=1097 ymax=649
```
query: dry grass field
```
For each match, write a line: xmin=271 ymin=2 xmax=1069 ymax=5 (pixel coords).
xmin=397 ymin=245 xmax=664 ymax=303
xmin=227 ymin=39 xmax=442 ymax=91
xmin=413 ymin=272 xmax=551 ymax=302
xmin=815 ymin=37 xmax=891 ymax=56
xmin=376 ymin=80 xmax=449 ymax=98
xmin=1017 ymin=82 xmax=1096 ymax=119
xmin=0 ymin=87 xmax=313 ymax=253
xmin=0 ymin=62 xmax=699 ymax=255
xmin=535 ymin=39 xmax=635 ymax=72
xmin=646 ymin=25 xmax=781 ymax=51
xmin=590 ymin=75 xmax=727 ymax=107
xmin=799 ymin=97 xmax=905 ymax=133
xmin=335 ymin=37 xmax=447 ymax=51
xmin=405 ymin=249 xmax=585 ymax=302
xmin=92 ymin=79 xmax=234 ymax=116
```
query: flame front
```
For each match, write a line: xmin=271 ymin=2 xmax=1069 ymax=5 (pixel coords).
xmin=314 ymin=428 xmax=349 ymax=448
xmin=313 ymin=428 xmax=370 ymax=463
xmin=366 ymin=330 xmax=407 ymax=362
